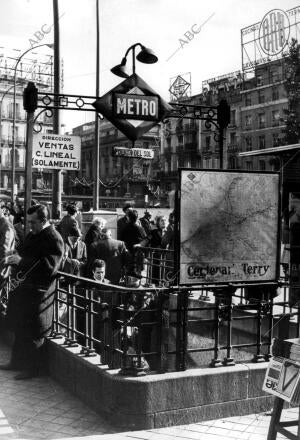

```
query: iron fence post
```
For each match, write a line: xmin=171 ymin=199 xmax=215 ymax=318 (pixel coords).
xmin=253 ymin=301 xmax=265 ymax=363
xmin=176 ymin=288 xmax=188 ymax=371
xmin=157 ymin=290 xmax=170 ymax=373
xmin=210 ymin=291 xmax=223 ymax=367
xmin=223 ymin=289 xmax=235 ymax=366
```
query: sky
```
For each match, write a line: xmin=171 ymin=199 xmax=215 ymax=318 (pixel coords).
xmin=0 ymin=0 xmax=298 ymax=131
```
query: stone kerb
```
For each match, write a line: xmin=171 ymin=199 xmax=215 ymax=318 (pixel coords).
xmin=46 ymin=337 xmax=274 ymax=430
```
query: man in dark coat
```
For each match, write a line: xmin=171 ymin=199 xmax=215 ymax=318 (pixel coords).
xmin=1 ymin=204 xmax=64 ymax=380
xmin=87 ymin=228 xmax=128 ymax=284
xmin=57 ymin=204 xmax=81 ymax=243
xmin=120 ymin=209 xmax=148 ymax=254
xmin=62 ymin=226 xmax=87 ymax=277
xmin=117 ymin=203 xmax=132 ymax=240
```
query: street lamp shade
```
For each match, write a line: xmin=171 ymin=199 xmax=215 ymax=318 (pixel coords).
xmin=136 ymin=45 xmax=158 ymax=64
xmin=110 ymin=57 xmax=130 ymax=78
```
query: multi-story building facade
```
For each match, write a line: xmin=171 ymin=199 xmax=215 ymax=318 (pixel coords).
xmin=158 ymin=59 xmax=288 ymax=197
xmin=68 ymin=119 xmax=162 ymax=208
xmin=238 ymin=60 xmax=287 ymax=171
xmin=159 ymin=95 xmax=202 ymax=195
xmin=0 ymin=52 xmax=53 ymax=197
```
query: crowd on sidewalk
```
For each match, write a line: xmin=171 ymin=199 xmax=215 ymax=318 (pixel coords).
xmin=0 ymin=200 xmax=174 ymax=380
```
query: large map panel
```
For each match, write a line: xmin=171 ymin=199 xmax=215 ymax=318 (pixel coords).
xmin=179 ymin=170 xmax=280 ymax=284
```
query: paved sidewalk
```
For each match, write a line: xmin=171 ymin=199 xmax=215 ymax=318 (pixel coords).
xmin=0 ymin=343 xmax=298 ymax=439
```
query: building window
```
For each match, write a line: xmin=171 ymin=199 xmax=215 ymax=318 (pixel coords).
xmin=273 ymin=133 xmax=280 ymax=147
xmin=270 ymin=70 xmax=279 ymax=83
xmin=245 ymin=94 xmax=251 ymax=106
xmin=257 ymin=75 xmax=263 ymax=86
xmin=246 ymin=161 xmax=253 ymax=171
xmin=245 ymin=136 xmax=252 ymax=151
xmin=272 ymin=88 xmax=279 ymax=101
xmin=143 ymin=164 xmax=149 ymax=176
xmin=230 ymin=132 xmax=236 ymax=144
xmin=177 ymin=135 xmax=183 ymax=146
xmin=229 ymin=157 xmax=236 ymax=169
xmin=245 ymin=115 xmax=252 ymax=128
xmin=230 ymin=109 xmax=236 ymax=125
xmin=258 ymin=113 xmax=265 ymax=129
xmin=205 ymin=136 xmax=211 ymax=149
xmin=259 ymin=160 xmax=266 ymax=171
xmin=258 ymin=91 xmax=265 ymax=104
xmin=272 ymin=110 xmax=280 ymax=126
xmin=259 ymin=135 xmax=266 ymax=149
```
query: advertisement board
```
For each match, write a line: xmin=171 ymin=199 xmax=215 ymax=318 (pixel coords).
xmin=179 ymin=170 xmax=280 ymax=285
xmin=263 ymin=357 xmax=300 ymax=404
xmin=32 ymin=133 xmax=81 ymax=170
xmin=241 ymin=6 xmax=300 ymax=72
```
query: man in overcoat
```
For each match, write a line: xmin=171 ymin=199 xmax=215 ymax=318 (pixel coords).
xmin=87 ymin=228 xmax=128 ymax=284
xmin=57 ymin=204 xmax=80 ymax=243
xmin=0 ymin=204 xmax=64 ymax=379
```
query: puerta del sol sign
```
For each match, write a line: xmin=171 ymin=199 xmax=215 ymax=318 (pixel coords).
xmin=93 ymin=73 xmax=172 ymax=141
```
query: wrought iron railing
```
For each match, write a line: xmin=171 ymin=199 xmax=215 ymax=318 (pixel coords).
xmin=51 ymin=262 xmax=300 ymax=376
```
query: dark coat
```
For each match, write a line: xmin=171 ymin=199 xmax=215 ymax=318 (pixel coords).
xmin=57 ymin=215 xmax=80 ymax=242
xmin=120 ymin=223 xmax=148 ymax=253
xmin=62 ymin=239 xmax=87 ymax=276
xmin=6 ymin=225 xmax=64 ymax=339
xmin=117 ymin=215 xmax=129 ymax=240
xmin=88 ymin=237 xmax=128 ymax=284
xmin=150 ymin=227 xmax=166 ymax=249
xmin=84 ymin=224 xmax=102 ymax=250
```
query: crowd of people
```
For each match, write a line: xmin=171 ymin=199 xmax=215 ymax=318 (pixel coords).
xmin=0 ymin=201 xmax=175 ymax=379
xmin=58 ymin=202 xmax=175 ymax=286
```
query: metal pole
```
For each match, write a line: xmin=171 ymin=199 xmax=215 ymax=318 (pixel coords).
xmin=93 ymin=0 xmax=100 ymax=210
xmin=24 ymin=109 xmax=35 ymax=235
xmin=52 ymin=0 xmax=62 ymax=219
xmin=132 ymin=46 xmax=136 ymax=75
xmin=219 ymin=126 xmax=224 ymax=169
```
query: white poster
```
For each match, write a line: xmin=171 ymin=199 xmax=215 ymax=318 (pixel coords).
xmin=32 ymin=133 xmax=81 ymax=170
xmin=179 ymin=170 xmax=280 ymax=285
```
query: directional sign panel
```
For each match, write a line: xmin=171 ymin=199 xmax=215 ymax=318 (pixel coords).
xmin=93 ymin=73 xmax=172 ymax=141
xmin=32 ymin=133 xmax=81 ymax=170
xmin=112 ymin=147 xmax=154 ymax=159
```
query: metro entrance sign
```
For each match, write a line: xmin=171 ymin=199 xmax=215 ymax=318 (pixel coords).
xmin=113 ymin=93 xmax=159 ymax=121
xmin=93 ymin=73 xmax=172 ymax=141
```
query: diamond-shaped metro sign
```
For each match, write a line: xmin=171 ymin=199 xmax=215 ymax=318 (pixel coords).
xmin=93 ymin=73 xmax=172 ymax=142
